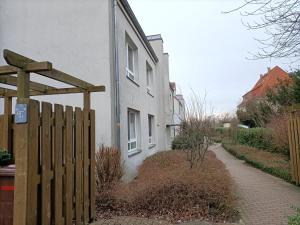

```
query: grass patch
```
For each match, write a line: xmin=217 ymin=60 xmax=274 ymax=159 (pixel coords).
xmin=96 ymin=150 xmax=238 ymax=223
xmin=222 ymin=142 xmax=292 ymax=183
xmin=289 ymin=209 xmax=300 ymax=225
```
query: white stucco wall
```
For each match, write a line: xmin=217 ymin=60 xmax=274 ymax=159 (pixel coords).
xmin=0 ymin=0 xmax=114 ymax=146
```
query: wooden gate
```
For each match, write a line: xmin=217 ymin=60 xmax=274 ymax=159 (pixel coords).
xmin=0 ymin=102 xmax=96 ymax=225
xmin=0 ymin=50 xmax=105 ymax=225
xmin=288 ymin=105 xmax=300 ymax=185
xmin=13 ymin=100 xmax=96 ymax=225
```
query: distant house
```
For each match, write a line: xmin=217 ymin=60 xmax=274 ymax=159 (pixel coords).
xmin=169 ymin=82 xmax=185 ymax=138
xmin=240 ymin=66 xmax=291 ymax=106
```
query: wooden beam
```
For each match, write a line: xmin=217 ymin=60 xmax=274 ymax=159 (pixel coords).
xmin=17 ymin=69 xmax=30 ymax=103
xmin=0 ymin=76 xmax=56 ymax=93
xmin=4 ymin=49 xmax=94 ymax=89
xmin=3 ymin=97 xmax=12 ymax=153
xmin=24 ymin=61 xmax=52 ymax=72
xmin=2 ymin=85 xmax=105 ymax=97
xmin=0 ymin=65 xmax=18 ymax=75
xmin=83 ymin=92 xmax=91 ymax=110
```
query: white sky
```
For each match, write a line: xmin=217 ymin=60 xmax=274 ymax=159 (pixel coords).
xmin=128 ymin=0 xmax=297 ymax=115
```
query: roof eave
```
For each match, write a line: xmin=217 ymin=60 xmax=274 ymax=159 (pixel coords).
xmin=119 ymin=0 xmax=159 ymax=63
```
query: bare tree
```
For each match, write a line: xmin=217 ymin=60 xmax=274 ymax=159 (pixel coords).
xmin=180 ymin=93 xmax=214 ymax=169
xmin=227 ymin=0 xmax=300 ymax=61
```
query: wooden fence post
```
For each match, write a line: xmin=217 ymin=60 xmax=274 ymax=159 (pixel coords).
xmin=3 ymin=96 xmax=12 ymax=153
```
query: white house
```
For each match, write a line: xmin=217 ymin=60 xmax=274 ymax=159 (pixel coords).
xmin=0 ymin=0 xmax=179 ymax=179
xmin=169 ymin=82 xmax=185 ymax=138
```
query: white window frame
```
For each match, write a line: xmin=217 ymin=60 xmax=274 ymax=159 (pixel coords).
xmin=126 ymin=43 xmax=135 ymax=80
xmin=148 ymin=115 xmax=155 ymax=145
xmin=128 ymin=110 xmax=138 ymax=152
xmin=146 ymin=63 xmax=153 ymax=94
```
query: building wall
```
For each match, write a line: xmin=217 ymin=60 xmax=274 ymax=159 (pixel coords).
xmin=115 ymin=4 xmax=172 ymax=180
xmin=0 ymin=0 xmax=115 ymax=146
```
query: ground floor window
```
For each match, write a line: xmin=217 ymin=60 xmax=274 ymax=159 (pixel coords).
xmin=148 ymin=114 xmax=155 ymax=145
xmin=128 ymin=109 xmax=139 ymax=151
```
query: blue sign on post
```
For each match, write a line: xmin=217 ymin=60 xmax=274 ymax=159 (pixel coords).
xmin=15 ymin=104 xmax=28 ymax=124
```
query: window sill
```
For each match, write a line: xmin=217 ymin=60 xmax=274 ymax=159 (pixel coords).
xmin=128 ymin=149 xmax=142 ymax=158
xmin=126 ymin=75 xmax=140 ymax=87
xmin=148 ymin=144 xmax=156 ymax=149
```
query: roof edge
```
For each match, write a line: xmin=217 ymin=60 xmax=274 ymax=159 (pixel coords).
xmin=119 ymin=0 xmax=159 ymax=63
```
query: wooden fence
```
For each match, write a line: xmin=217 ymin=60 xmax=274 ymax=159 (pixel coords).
xmin=288 ymin=107 xmax=300 ymax=185
xmin=13 ymin=99 xmax=96 ymax=225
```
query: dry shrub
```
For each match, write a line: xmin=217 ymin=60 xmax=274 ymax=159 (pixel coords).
xmin=96 ymin=151 xmax=238 ymax=223
xmin=267 ymin=113 xmax=289 ymax=155
xmin=96 ymin=145 xmax=123 ymax=192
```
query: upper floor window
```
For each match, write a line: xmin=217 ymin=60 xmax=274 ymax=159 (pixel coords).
xmin=126 ymin=34 xmax=138 ymax=82
xmin=146 ymin=62 xmax=153 ymax=94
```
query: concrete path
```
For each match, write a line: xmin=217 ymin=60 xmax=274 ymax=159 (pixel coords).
xmin=212 ymin=144 xmax=300 ymax=225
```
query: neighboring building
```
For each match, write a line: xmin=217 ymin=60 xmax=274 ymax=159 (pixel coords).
xmin=240 ymin=66 xmax=291 ymax=106
xmin=0 ymin=0 xmax=175 ymax=179
xmin=169 ymin=82 xmax=185 ymax=138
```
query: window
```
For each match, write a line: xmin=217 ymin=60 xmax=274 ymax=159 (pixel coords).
xmin=148 ymin=115 xmax=155 ymax=145
xmin=128 ymin=110 xmax=139 ymax=151
xmin=146 ymin=62 xmax=153 ymax=94
xmin=126 ymin=43 xmax=135 ymax=80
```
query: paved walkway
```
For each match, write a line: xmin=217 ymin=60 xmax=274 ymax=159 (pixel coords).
xmin=212 ymin=144 xmax=300 ymax=225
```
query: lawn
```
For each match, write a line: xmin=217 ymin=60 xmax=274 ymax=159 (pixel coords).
xmin=222 ymin=142 xmax=292 ymax=183
xmin=96 ymin=150 xmax=238 ymax=224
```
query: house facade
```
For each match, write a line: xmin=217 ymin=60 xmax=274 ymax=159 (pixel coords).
xmin=0 ymin=0 xmax=180 ymax=179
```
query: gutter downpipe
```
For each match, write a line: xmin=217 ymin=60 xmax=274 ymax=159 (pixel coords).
xmin=113 ymin=0 xmax=121 ymax=150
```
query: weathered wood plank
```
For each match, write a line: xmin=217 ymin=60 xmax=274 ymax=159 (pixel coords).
xmin=83 ymin=110 xmax=90 ymax=223
xmin=296 ymin=118 xmax=300 ymax=184
xmin=17 ymin=69 xmax=30 ymax=103
xmin=288 ymin=115 xmax=296 ymax=183
xmin=24 ymin=61 xmax=52 ymax=72
xmin=0 ymin=76 xmax=56 ymax=92
xmin=41 ymin=102 xmax=52 ymax=225
xmin=54 ymin=104 xmax=64 ymax=225
xmin=4 ymin=49 xmax=93 ymax=89
xmin=0 ymin=65 xmax=18 ymax=75
xmin=65 ymin=106 xmax=74 ymax=225
xmin=2 ymin=85 xmax=105 ymax=98
xmin=90 ymin=110 xmax=96 ymax=221
xmin=75 ymin=108 xmax=83 ymax=225
xmin=3 ymin=97 xmax=12 ymax=153
xmin=27 ymin=100 xmax=40 ymax=225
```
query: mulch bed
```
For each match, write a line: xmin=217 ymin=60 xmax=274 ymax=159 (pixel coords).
xmin=96 ymin=150 xmax=238 ymax=224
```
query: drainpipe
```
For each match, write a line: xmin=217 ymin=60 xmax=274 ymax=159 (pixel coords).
xmin=112 ymin=0 xmax=121 ymax=149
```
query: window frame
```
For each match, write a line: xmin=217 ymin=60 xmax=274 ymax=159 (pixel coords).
xmin=126 ymin=43 xmax=135 ymax=80
xmin=148 ymin=114 xmax=155 ymax=145
xmin=128 ymin=110 xmax=138 ymax=152
xmin=146 ymin=62 xmax=154 ymax=95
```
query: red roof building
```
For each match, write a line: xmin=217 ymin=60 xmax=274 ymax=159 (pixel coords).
xmin=241 ymin=66 xmax=291 ymax=105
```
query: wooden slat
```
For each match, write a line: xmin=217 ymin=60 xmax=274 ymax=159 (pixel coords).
xmin=292 ymin=117 xmax=300 ymax=184
xmin=288 ymin=115 xmax=296 ymax=182
xmin=2 ymin=85 xmax=105 ymax=98
xmin=27 ymin=100 xmax=40 ymax=225
xmin=75 ymin=108 xmax=83 ymax=225
xmin=24 ymin=61 xmax=52 ymax=72
xmin=65 ymin=106 xmax=74 ymax=225
xmin=54 ymin=104 xmax=64 ymax=225
xmin=296 ymin=118 xmax=300 ymax=184
xmin=41 ymin=102 xmax=52 ymax=225
xmin=90 ymin=110 xmax=96 ymax=221
xmin=0 ymin=115 xmax=3 ymax=148
xmin=83 ymin=110 xmax=90 ymax=223
xmin=0 ymin=65 xmax=18 ymax=75
xmin=0 ymin=76 xmax=56 ymax=92
xmin=4 ymin=49 xmax=93 ymax=89
xmin=13 ymin=102 xmax=29 ymax=225
xmin=3 ymin=97 xmax=12 ymax=152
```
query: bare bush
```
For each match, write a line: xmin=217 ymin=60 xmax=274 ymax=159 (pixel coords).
xmin=96 ymin=145 xmax=123 ymax=192
xmin=179 ymin=93 xmax=215 ymax=168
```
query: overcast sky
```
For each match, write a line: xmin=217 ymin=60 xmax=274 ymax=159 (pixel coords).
xmin=128 ymin=0 xmax=297 ymax=115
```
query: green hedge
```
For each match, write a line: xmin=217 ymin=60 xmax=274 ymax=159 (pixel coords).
xmin=236 ymin=128 xmax=276 ymax=151
xmin=0 ymin=149 xmax=12 ymax=166
xmin=222 ymin=143 xmax=292 ymax=183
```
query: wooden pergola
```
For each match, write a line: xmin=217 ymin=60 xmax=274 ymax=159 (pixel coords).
xmin=0 ymin=49 xmax=105 ymax=152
